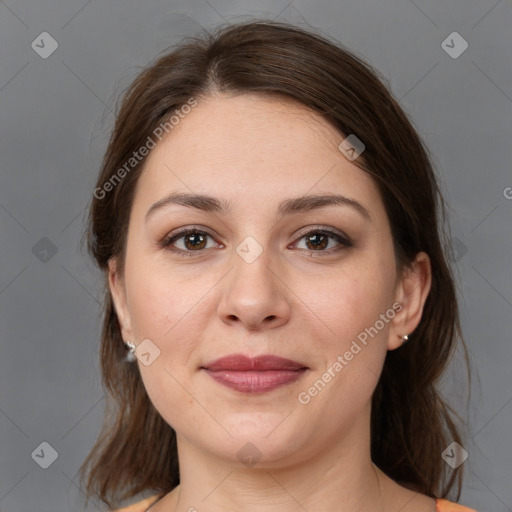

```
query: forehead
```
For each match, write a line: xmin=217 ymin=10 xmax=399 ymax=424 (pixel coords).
xmin=134 ymin=93 xmax=384 ymax=219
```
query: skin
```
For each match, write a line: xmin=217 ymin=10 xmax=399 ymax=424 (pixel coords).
xmin=109 ymin=93 xmax=434 ymax=512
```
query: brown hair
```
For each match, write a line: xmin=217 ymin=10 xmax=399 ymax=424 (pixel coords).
xmin=81 ymin=19 xmax=470 ymax=508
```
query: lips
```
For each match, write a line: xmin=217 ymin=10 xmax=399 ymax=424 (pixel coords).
xmin=201 ymin=354 xmax=308 ymax=393
xmin=203 ymin=354 xmax=307 ymax=371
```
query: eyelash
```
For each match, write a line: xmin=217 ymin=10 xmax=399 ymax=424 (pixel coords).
xmin=159 ymin=226 xmax=353 ymax=258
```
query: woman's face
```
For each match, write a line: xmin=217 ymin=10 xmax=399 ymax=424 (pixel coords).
xmin=109 ymin=93 xmax=429 ymax=467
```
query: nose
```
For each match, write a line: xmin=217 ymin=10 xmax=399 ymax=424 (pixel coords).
xmin=217 ymin=246 xmax=292 ymax=332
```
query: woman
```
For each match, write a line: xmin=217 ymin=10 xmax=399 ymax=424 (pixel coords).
xmin=81 ymin=20 xmax=477 ymax=512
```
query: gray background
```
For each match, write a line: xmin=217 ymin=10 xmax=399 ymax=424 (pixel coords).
xmin=0 ymin=1 xmax=511 ymax=511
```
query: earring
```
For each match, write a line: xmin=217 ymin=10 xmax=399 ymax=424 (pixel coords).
xmin=124 ymin=340 xmax=136 ymax=362
xmin=400 ymin=334 xmax=409 ymax=343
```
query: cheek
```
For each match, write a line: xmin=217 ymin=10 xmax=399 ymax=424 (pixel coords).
xmin=127 ymin=280 xmax=169 ymax=339
xmin=301 ymin=259 xmax=394 ymax=399
xmin=309 ymin=263 xmax=394 ymax=345
xmin=126 ymin=279 xmax=202 ymax=384
xmin=124 ymin=257 xmax=195 ymax=340
xmin=301 ymin=271 xmax=392 ymax=408
xmin=294 ymin=289 xmax=390 ymax=446
xmin=128 ymin=268 xmax=205 ymax=431
xmin=123 ymin=256 xmax=209 ymax=379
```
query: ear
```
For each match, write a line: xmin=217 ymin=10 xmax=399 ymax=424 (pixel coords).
xmin=388 ymin=251 xmax=432 ymax=350
xmin=108 ymin=257 xmax=133 ymax=342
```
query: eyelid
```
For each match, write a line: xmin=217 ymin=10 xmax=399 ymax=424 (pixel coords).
xmin=160 ymin=224 xmax=353 ymax=255
xmin=292 ymin=225 xmax=352 ymax=243
xmin=289 ymin=226 xmax=353 ymax=255
xmin=159 ymin=225 xmax=219 ymax=249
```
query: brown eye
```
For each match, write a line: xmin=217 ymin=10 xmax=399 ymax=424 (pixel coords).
xmin=293 ymin=228 xmax=352 ymax=255
xmin=182 ymin=232 xmax=208 ymax=250
xmin=304 ymin=233 xmax=329 ymax=250
xmin=160 ymin=228 xmax=218 ymax=256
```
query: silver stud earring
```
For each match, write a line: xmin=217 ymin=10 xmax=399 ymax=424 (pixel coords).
xmin=401 ymin=334 xmax=409 ymax=343
xmin=124 ymin=340 xmax=136 ymax=362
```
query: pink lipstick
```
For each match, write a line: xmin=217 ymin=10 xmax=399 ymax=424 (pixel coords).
xmin=201 ymin=354 xmax=308 ymax=393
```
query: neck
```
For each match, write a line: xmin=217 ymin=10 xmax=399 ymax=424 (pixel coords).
xmin=165 ymin=406 xmax=386 ymax=512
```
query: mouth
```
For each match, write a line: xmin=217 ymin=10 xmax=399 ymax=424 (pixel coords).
xmin=200 ymin=354 xmax=309 ymax=393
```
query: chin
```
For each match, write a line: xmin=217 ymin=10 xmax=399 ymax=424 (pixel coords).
xmin=197 ymin=420 xmax=310 ymax=466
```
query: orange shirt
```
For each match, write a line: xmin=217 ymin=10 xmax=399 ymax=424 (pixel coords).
xmin=436 ymin=498 xmax=478 ymax=511
xmin=113 ymin=495 xmax=479 ymax=511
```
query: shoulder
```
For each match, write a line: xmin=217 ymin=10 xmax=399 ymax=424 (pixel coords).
xmin=436 ymin=498 xmax=479 ymax=512
xmin=110 ymin=494 xmax=161 ymax=512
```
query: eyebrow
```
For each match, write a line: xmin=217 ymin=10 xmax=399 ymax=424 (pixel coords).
xmin=145 ymin=192 xmax=372 ymax=222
